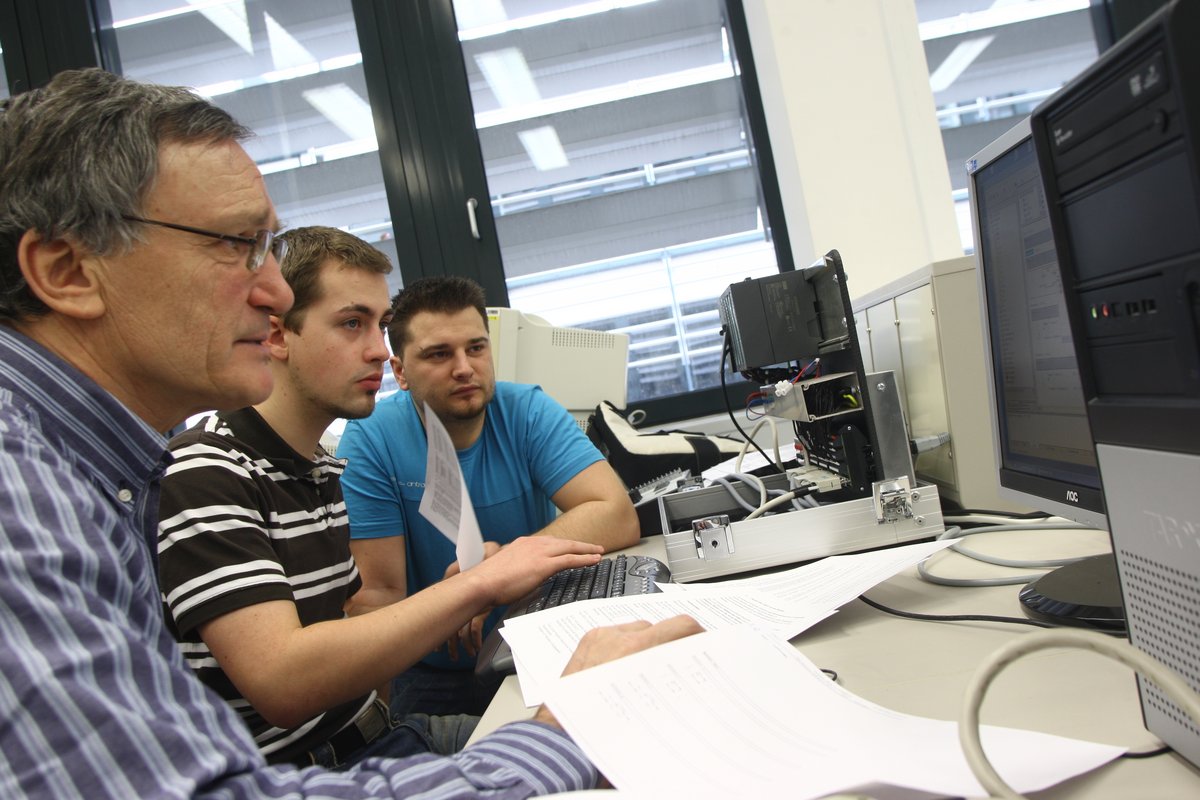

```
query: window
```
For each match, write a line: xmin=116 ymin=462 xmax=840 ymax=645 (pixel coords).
xmin=916 ymin=0 xmax=1099 ymax=251
xmin=450 ymin=0 xmax=787 ymax=407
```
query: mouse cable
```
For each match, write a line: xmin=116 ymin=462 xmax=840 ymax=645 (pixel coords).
xmin=857 ymin=593 xmax=1053 ymax=629
xmin=1120 ymin=744 xmax=1172 ymax=759
xmin=961 ymin=628 xmax=1200 ymax=799
xmin=943 ymin=507 xmax=1053 ymax=521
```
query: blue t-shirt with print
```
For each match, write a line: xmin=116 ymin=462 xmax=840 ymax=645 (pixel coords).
xmin=338 ymin=381 xmax=602 ymax=669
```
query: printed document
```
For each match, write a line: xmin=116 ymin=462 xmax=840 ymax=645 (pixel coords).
xmin=499 ymin=588 xmax=829 ymax=706
xmin=417 ymin=401 xmax=485 ymax=570
xmin=658 ymin=538 xmax=955 ymax=607
xmin=545 ymin=627 xmax=1125 ymax=799
xmin=502 ymin=539 xmax=954 ymax=706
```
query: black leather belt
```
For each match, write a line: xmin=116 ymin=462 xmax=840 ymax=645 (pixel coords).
xmin=307 ymin=698 xmax=391 ymax=766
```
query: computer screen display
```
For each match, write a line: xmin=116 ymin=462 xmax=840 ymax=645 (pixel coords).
xmin=968 ymin=118 xmax=1107 ymax=530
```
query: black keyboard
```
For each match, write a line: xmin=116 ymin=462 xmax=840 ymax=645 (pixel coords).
xmin=475 ymin=554 xmax=671 ymax=681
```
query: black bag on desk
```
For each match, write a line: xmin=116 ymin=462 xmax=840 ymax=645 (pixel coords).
xmin=585 ymin=401 xmax=745 ymax=490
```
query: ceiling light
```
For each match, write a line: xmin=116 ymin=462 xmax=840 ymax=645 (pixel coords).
xmin=111 ymin=0 xmax=233 ymax=28
xmin=191 ymin=0 xmax=253 ymax=55
xmin=264 ymin=12 xmax=316 ymax=71
xmin=475 ymin=62 xmax=732 ymax=128
xmin=302 ymin=84 xmax=377 ymax=142
xmin=458 ymin=0 xmax=657 ymax=42
xmin=919 ymin=0 xmax=1089 ymax=41
xmin=452 ymin=0 xmax=508 ymax=29
xmin=929 ymin=36 xmax=994 ymax=93
xmin=518 ymin=126 xmax=570 ymax=171
xmin=475 ymin=48 xmax=541 ymax=107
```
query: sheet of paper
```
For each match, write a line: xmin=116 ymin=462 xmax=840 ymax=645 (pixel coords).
xmin=545 ymin=627 xmax=1125 ymax=800
xmin=417 ymin=401 xmax=484 ymax=570
xmin=499 ymin=587 xmax=831 ymax=706
xmin=657 ymin=538 xmax=955 ymax=610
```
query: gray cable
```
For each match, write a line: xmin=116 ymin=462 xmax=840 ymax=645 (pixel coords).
xmin=918 ymin=523 xmax=1106 ymax=587
xmin=711 ymin=476 xmax=759 ymax=514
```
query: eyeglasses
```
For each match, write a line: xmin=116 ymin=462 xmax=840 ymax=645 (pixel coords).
xmin=121 ymin=215 xmax=287 ymax=273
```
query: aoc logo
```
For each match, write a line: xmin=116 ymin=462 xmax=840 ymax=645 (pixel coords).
xmin=1065 ymin=490 xmax=1080 ymax=503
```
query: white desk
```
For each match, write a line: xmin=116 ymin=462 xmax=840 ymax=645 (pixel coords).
xmin=472 ymin=530 xmax=1200 ymax=798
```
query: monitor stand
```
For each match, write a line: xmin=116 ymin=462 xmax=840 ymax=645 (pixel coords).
xmin=1018 ymin=552 xmax=1126 ymax=633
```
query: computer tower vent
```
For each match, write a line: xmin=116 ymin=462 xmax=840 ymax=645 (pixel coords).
xmin=1117 ymin=548 xmax=1200 ymax=738
xmin=1118 ymin=550 xmax=1200 ymax=686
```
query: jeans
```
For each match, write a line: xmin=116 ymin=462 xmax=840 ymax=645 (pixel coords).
xmin=307 ymin=712 xmax=479 ymax=771
xmin=388 ymin=662 xmax=504 ymax=718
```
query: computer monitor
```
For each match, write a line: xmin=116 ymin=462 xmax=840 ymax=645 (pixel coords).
xmin=487 ymin=307 xmax=630 ymax=429
xmin=968 ymin=117 xmax=1123 ymax=631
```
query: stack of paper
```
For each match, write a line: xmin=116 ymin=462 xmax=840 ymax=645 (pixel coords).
xmin=500 ymin=539 xmax=953 ymax=706
xmin=497 ymin=540 xmax=1124 ymax=797
xmin=543 ymin=628 xmax=1124 ymax=799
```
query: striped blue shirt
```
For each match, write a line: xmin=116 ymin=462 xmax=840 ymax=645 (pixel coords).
xmin=0 ymin=326 xmax=596 ymax=799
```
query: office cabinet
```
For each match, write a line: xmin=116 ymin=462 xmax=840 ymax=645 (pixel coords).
xmin=854 ymin=256 xmax=1019 ymax=511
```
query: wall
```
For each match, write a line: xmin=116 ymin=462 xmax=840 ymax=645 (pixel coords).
xmin=742 ymin=0 xmax=963 ymax=298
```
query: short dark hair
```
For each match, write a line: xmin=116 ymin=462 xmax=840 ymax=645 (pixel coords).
xmin=0 ymin=68 xmax=251 ymax=322
xmin=275 ymin=226 xmax=393 ymax=332
xmin=388 ymin=276 xmax=488 ymax=354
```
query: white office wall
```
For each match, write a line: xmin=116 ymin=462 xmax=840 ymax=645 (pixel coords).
xmin=742 ymin=0 xmax=963 ymax=298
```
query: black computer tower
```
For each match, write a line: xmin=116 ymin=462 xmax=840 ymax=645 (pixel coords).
xmin=1031 ymin=0 xmax=1200 ymax=768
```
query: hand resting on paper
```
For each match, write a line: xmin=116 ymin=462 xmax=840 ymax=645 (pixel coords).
xmin=532 ymin=615 xmax=705 ymax=728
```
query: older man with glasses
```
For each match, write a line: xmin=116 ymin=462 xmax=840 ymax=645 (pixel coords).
xmin=0 ymin=67 xmax=700 ymax=799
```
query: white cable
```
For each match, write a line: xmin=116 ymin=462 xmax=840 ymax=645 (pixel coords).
xmin=961 ymin=628 xmax=1200 ymax=799
xmin=734 ymin=416 xmax=783 ymax=473
xmin=917 ymin=523 xmax=1108 ymax=587
xmin=943 ymin=522 xmax=1098 ymax=567
xmin=745 ymin=490 xmax=799 ymax=520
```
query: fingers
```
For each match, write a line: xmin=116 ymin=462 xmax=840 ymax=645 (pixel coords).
xmin=562 ymin=615 xmax=704 ymax=676
xmin=459 ymin=613 xmax=486 ymax=658
xmin=509 ymin=535 xmax=603 ymax=557
xmin=474 ymin=539 xmax=604 ymax=606
xmin=550 ymin=553 xmax=604 ymax=571
xmin=643 ymin=614 xmax=706 ymax=642
xmin=448 ymin=610 xmax=491 ymax=659
xmin=469 ymin=614 xmax=485 ymax=655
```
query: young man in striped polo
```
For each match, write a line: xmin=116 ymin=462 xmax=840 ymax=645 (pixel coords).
xmin=155 ymin=226 xmax=608 ymax=769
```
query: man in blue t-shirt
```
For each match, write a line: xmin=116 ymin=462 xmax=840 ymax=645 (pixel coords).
xmin=338 ymin=276 xmax=639 ymax=715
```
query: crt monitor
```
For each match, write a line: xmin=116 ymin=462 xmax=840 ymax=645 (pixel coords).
xmin=486 ymin=307 xmax=630 ymax=428
xmin=967 ymin=117 xmax=1123 ymax=631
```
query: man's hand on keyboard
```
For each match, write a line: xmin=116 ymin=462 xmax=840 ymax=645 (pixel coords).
xmin=462 ymin=535 xmax=604 ymax=608
xmin=532 ymin=615 xmax=705 ymax=728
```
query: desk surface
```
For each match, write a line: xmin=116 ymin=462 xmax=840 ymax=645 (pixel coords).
xmin=471 ymin=529 xmax=1200 ymax=798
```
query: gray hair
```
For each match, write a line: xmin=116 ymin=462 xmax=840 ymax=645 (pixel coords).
xmin=0 ymin=68 xmax=251 ymax=321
